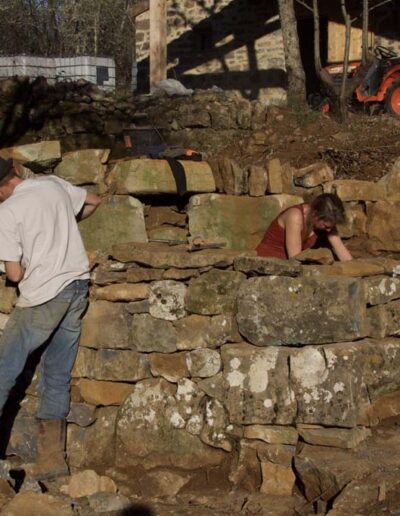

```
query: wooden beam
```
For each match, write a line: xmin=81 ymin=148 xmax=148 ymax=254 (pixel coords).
xmin=150 ymin=0 xmax=167 ymax=91
xmin=130 ymin=0 xmax=149 ymax=18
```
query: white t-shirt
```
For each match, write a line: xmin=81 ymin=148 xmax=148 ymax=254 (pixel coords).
xmin=0 ymin=176 xmax=90 ymax=307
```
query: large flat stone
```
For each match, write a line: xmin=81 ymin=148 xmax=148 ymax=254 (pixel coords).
xmin=185 ymin=269 xmax=245 ymax=315
xmin=0 ymin=141 xmax=61 ymax=171
xmin=237 ymin=276 xmax=367 ymax=346
xmin=68 ymin=407 xmax=118 ymax=468
xmin=367 ymin=200 xmax=400 ymax=252
xmin=80 ymin=196 xmax=147 ymax=253
xmin=111 ymin=242 xmax=249 ymax=268
xmin=324 ymin=179 xmax=386 ymax=201
xmin=187 ymin=193 xmax=302 ymax=250
xmin=108 ymin=159 xmax=215 ymax=194
xmin=54 ymin=149 xmax=109 ymax=185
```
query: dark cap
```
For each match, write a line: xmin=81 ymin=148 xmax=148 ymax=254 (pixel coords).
xmin=0 ymin=158 xmax=13 ymax=182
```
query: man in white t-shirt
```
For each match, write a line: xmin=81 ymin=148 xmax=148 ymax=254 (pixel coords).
xmin=0 ymin=157 xmax=101 ymax=480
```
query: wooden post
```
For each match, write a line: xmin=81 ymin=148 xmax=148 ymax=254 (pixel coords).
xmin=150 ymin=0 xmax=167 ymax=91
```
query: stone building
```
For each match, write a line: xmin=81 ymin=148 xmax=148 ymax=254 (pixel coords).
xmin=135 ymin=0 xmax=400 ymax=101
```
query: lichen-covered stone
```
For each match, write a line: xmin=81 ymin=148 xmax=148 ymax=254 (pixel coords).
xmin=185 ymin=269 xmax=245 ymax=315
xmin=291 ymin=339 xmax=400 ymax=427
xmin=367 ymin=300 xmax=400 ymax=338
xmin=220 ymin=343 xmax=295 ymax=425
xmin=186 ymin=349 xmax=222 ymax=378
xmin=200 ymin=398 xmax=232 ymax=451
xmin=237 ymin=276 xmax=367 ymax=346
xmin=115 ymin=378 xmax=224 ymax=470
xmin=148 ymin=280 xmax=187 ymax=321
xmin=363 ymin=275 xmax=400 ymax=305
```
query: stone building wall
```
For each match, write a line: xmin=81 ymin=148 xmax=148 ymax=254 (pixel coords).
xmin=1 ymin=138 xmax=400 ymax=507
xmin=135 ymin=0 xmax=286 ymax=102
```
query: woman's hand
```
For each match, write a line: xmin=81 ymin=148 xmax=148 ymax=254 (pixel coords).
xmin=327 ymin=233 xmax=353 ymax=262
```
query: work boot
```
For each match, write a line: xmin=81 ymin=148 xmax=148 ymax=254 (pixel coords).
xmin=24 ymin=418 xmax=69 ymax=481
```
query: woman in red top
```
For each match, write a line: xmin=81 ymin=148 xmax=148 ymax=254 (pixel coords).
xmin=256 ymin=193 xmax=352 ymax=261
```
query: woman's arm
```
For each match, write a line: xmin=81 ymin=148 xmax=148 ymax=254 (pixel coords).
xmin=327 ymin=233 xmax=353 ymax=262
xmin=284 ymin=208 xmax=304 ymax=258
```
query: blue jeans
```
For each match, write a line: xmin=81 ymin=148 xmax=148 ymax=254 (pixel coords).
xmin=0 ymin=280 xmax=88 ymax=420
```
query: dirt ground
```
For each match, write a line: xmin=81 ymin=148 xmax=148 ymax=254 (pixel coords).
xmin=237 ymin=108 xmax=400 ymax=181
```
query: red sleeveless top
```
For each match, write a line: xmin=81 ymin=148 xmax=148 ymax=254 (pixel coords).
xmin=256 ymin=204 xmax=317 ymax=259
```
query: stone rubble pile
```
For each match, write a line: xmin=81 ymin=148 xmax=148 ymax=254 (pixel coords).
xmin=1 ymin=142 xmax=400 ymax=513
xmin=0 ymin=78 xmax=266 ymax=154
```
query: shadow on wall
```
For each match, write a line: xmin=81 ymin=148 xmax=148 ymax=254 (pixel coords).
xmin=136 ymin=0 xmax=400 ymax=100
xmin=136 ymin=0 xmax=286 ymax=100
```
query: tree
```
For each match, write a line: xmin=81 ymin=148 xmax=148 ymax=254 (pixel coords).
xmin=277 ymin=0 xmax=307 ymax=106
xmin=295 ymin=0 xmax=394 ymax=120
xmin=0 ymin=0 xmax=137 ymax=94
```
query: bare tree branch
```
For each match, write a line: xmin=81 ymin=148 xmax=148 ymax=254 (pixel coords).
xmin=294 ymin=0 xmax=313 ymax=12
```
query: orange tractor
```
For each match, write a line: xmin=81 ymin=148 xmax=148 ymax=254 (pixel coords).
xmin=312 ymin=46 xmax=400 ymax=116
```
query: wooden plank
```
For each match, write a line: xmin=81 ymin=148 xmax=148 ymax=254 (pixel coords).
xmin=150 ymin=0 xmax=167 ymax=91
xmin=328 ymin=21 xmax=373 ymax=63
xmin=130 ymin=0 xmax=149 ymax=18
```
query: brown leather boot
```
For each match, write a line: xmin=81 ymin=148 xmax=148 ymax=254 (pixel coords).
xmin=24 ymin=419 xmax=69 ymax=481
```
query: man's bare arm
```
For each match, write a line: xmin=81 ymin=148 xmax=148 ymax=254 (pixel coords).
xmin=5 ymin=261 xmax=24 ymax=283
xmin=78 ymin=192 xmax=102 ymax=221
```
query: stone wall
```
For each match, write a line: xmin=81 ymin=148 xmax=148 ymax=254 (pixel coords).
xmin=2 ymin=142 xmax=400 ymax=506
xmin=135 ymin=0 xmax=286 ymax=102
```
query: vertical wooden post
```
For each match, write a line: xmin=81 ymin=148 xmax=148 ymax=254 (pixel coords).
xmin=150 ymin=0 xmax=167 ymax=91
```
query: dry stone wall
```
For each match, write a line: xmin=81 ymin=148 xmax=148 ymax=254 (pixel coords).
xmin=135 ymin=0 xmax=285 ymax=101
xmin=2 ymin=141 xmax=400 ymax=505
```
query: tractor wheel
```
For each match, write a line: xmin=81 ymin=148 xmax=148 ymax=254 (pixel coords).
xmin=385 ymin=79 xmax=400 ymax=116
